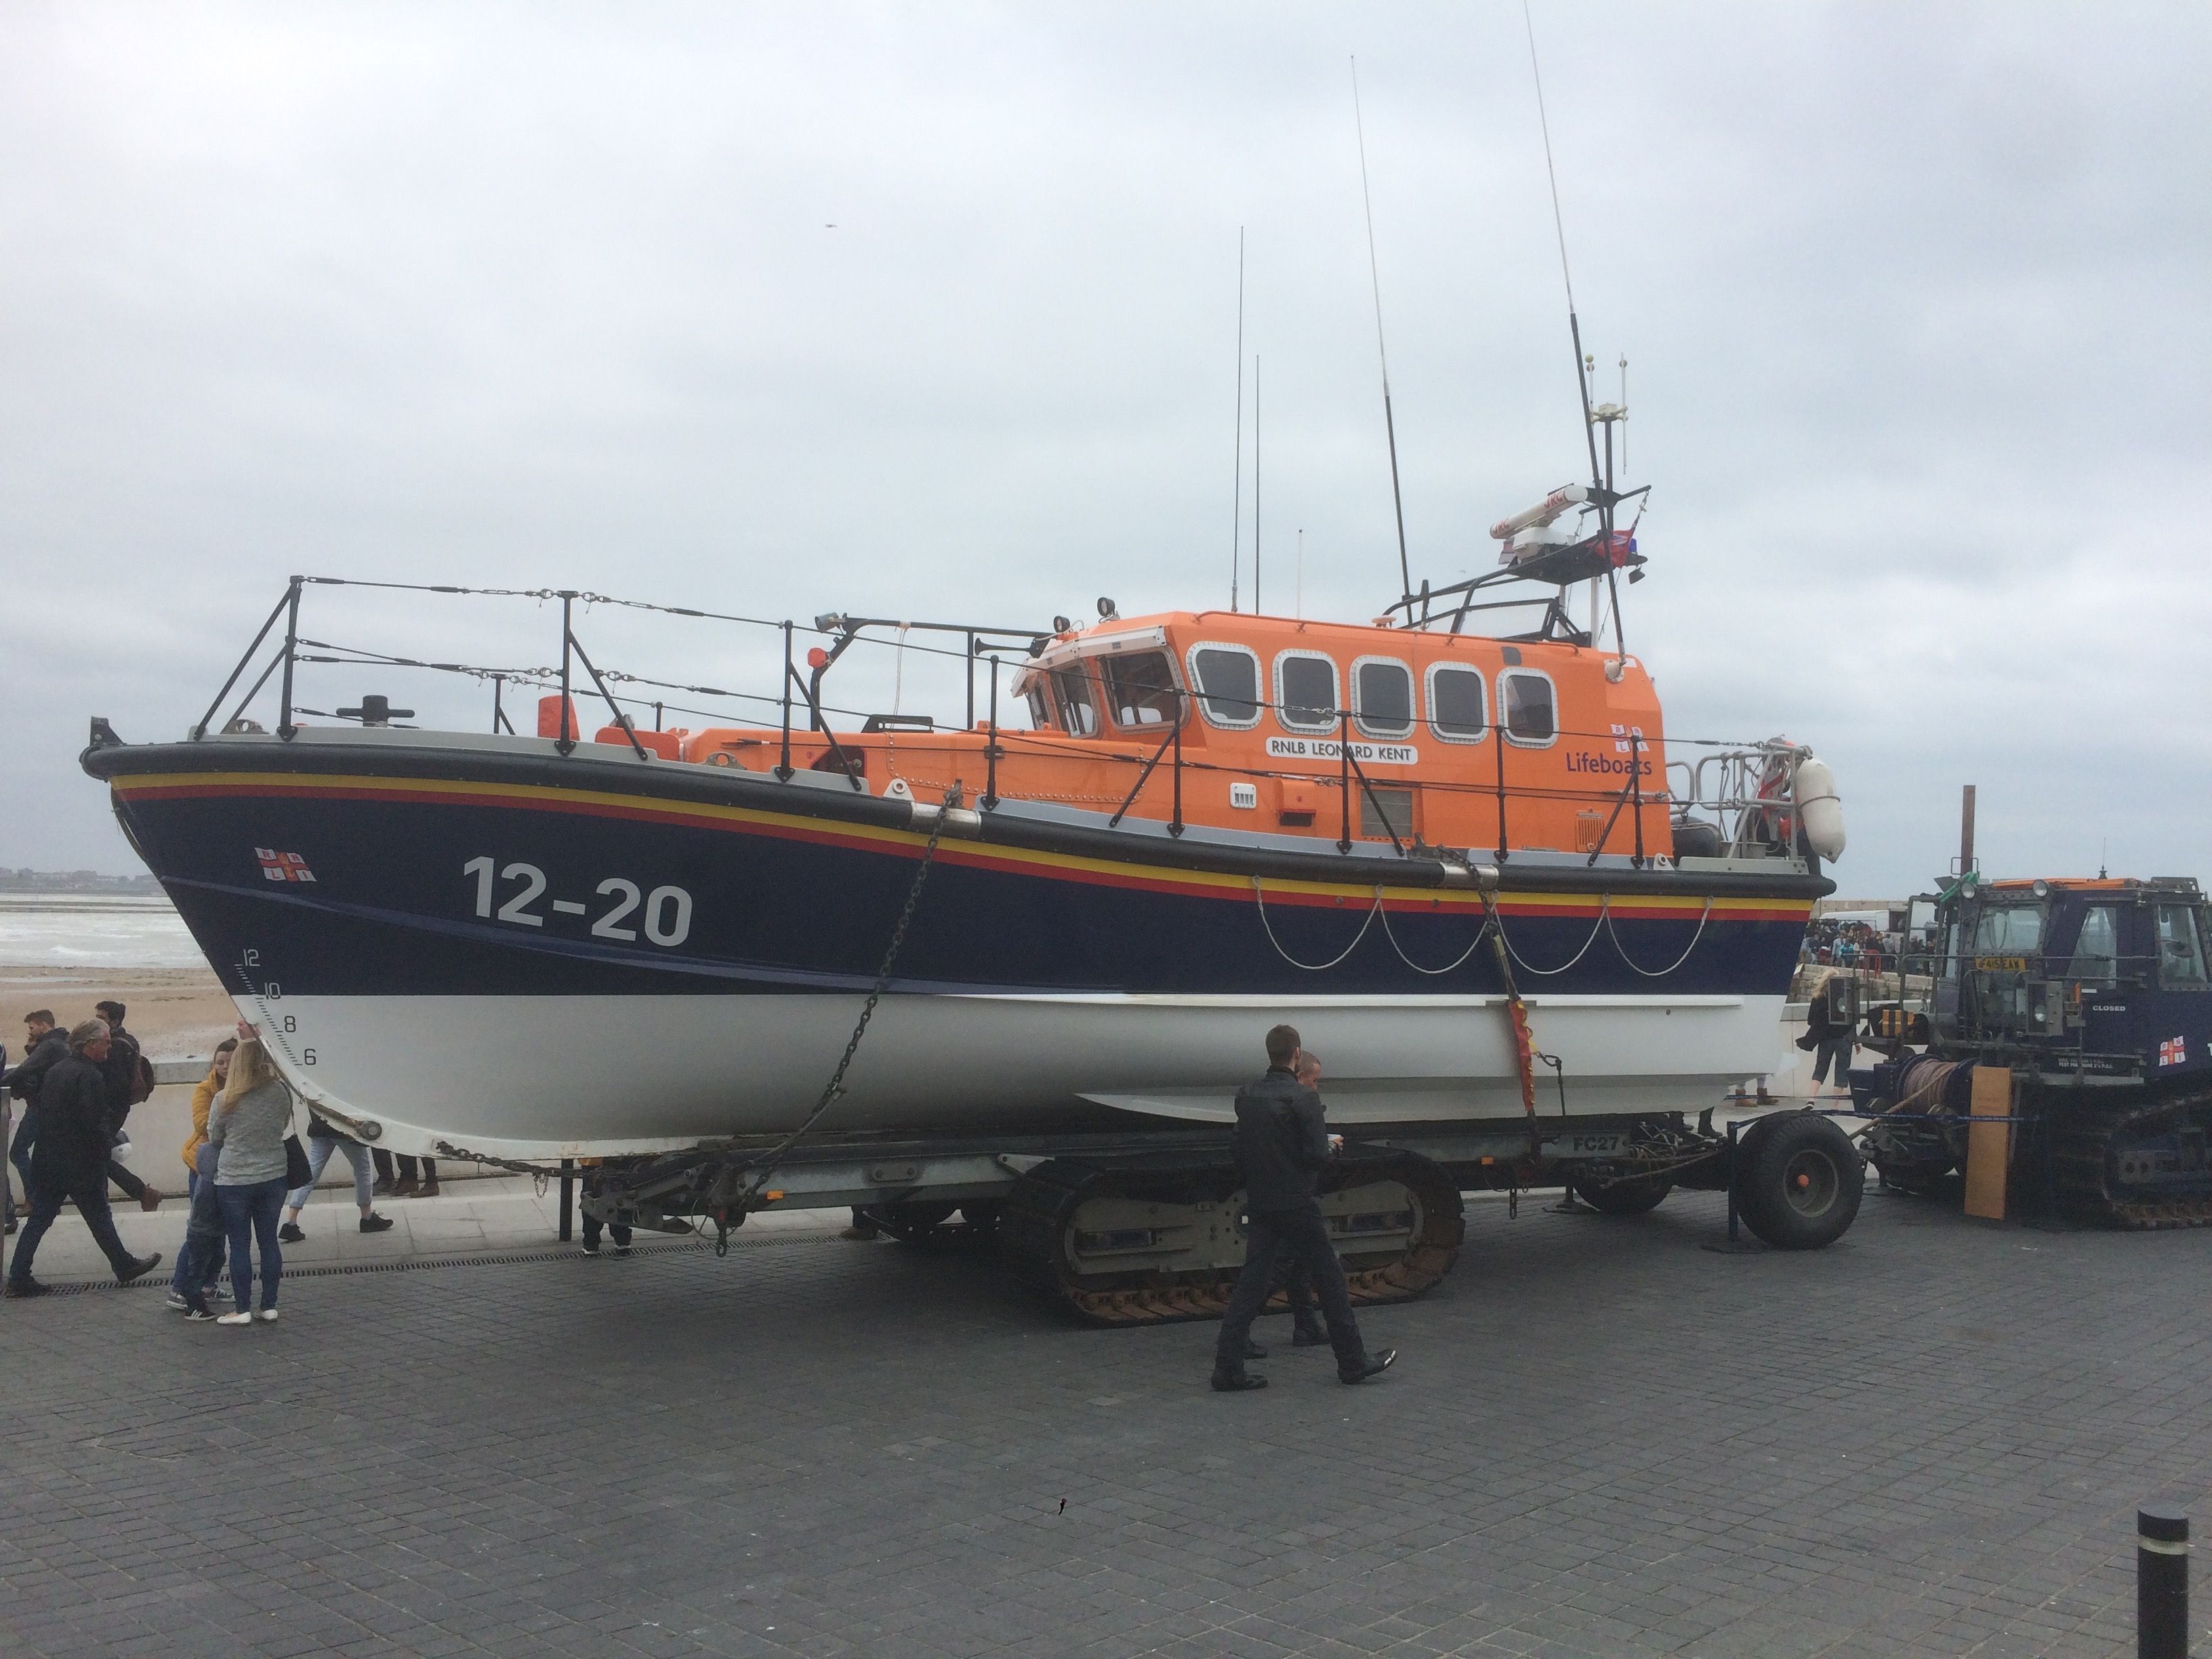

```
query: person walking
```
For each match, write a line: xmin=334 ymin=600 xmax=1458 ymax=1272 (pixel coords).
xmin=1801 ymin=984 xmax=1855 ymax=1101
xmin=7 ymin=1010 xmax=69 ymax=1205
xmin=1210 ymin=1024 xmax=1395 ymax=1393
xmin=277 ymin=1111 xmax=393 ymax=1243
xmin=1 ymin=1033 xmax=11 ymax=1235
xmin=203 ymin=1036 xmax=294 ymax=1326
xmin=5 ymin=1019 xmax=163 ymax=1297
xmin=90 ymin=1000 xmax=162 ymax=1213
xmin=1267 ymin=1050 xmax=1332 ymax=1351
xmin=165 ymin=1038 xmax=235 ymax=1311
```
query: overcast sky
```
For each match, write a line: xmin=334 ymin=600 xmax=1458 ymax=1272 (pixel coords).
xmin=3 ymin=2 xmax=2207 ymax=899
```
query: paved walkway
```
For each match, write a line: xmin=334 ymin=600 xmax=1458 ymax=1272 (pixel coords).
xmin=4 ymin=1184 xmax=2205 ymax=1658
xmin=3 ymin=1174 xmax=835 ymax=1284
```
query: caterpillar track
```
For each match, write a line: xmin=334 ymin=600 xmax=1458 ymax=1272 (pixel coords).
xmin=2048 ymin=1083 xmax=2212 ymax=1229
xmin=1000 ymin=1149 xmax=1465 ymax=1326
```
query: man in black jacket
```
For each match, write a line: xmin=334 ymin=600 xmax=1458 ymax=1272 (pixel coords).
xmin=1210 ymin=1024 xmax=1396 ymax=1392
xmin=6 ymin=1010 xmax=69 ymax=1218
xmin=5 ymin=1019 xmax=161 ymax=1297
xmin=90 ymin=999 xmax=162 ymax=1212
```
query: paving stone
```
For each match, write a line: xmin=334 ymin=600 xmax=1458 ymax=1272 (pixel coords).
xmin=3 ymin=1189 xmax=2205 ymax=1656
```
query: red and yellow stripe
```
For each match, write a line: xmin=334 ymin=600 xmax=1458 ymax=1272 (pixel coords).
xmin=113 ymin=769 xmax=1815 ymax=925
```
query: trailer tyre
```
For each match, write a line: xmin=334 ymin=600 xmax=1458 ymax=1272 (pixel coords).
xmin=1738 ymin=1113 xmax=1863 ymax=1249
xmin=1578 ymin=1174 xmax=1673 ymax=1216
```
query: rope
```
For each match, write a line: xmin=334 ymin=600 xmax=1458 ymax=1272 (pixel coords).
xmin=1496 ymin=895 xmax=1611 ymax=977
xmin=1604 ymin=893 xmax=1717 ymax=979
xmin=724 ymin=788 xmax=959 ymax=1216
xmin=1377 ymin=903 xmax=1492 ymax=977
xmin=1252 ymin=878 xmax=1383 ymax=971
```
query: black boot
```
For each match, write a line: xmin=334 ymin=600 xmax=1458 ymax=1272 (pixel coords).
xmin=1292 ymin=1319 xmax=1328 ymax=1347
xmin=1339 ymin=1348 xmax=1398 ymax=1385
xmin=1210 ymin=1368 xmax=1267 ymax=1393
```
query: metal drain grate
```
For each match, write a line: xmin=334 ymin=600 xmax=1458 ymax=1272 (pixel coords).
xmin=9 ymin=1229 xmax=846 ymax=1296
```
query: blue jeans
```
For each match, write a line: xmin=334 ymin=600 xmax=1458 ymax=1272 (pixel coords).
xmin=287 ymin=1134 xmax=373 ymax=1212
xmin=8 ymin=1105 xmax=35 ymax=1204
xmin=170 ymin=1171 xmax=228 ymax=1297
xmin=216 ymin=1176 xmax=287 ymax=1313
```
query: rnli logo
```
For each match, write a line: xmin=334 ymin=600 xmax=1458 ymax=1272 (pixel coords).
xmin=2160 ymin=1037 xmax=2189 ymax=1068
xmin=255 ymin=848 xmax=317 ymax=884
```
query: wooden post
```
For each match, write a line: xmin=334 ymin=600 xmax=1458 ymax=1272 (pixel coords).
xmin=1963 ymin=1064 xmax=2011 ymax=1220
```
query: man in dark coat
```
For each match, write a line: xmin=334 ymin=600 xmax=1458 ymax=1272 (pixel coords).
xmin=5 ymin=1019 xmax=161 ymax=1297
xmin=91 ymin=999 xmax=162 ymax=1212
xmin=1210 ymin=1023 xmax=1395 ymax=1392
xmin=7 ymin=1010 xmax=70 ymax=1223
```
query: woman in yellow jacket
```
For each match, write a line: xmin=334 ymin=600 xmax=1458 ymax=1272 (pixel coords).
xmin=165 ymin=1038 xmax=234 ymax=1310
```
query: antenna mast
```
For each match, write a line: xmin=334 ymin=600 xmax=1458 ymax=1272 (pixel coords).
xmin=1229 ymin=228 xmax=1246 ymax=612
xmin=1522 ymin=1 xmax=1625 ymax=668
xmin=1351 ymin=57 xmax=1414 ymax=607
xmin=1253 ymin=354 xmax=1262 ymax=613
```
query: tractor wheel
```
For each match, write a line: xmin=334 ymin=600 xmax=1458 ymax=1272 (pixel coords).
xmin=1738 ymin=1113 xmax=1864 ymax=1249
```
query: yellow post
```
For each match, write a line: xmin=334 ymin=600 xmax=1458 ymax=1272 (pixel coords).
xmin=1963 ymin=1065 xmax=2012 ymax=1221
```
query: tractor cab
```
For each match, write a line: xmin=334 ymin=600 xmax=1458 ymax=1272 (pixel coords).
xmin=1909 ymin=876 xmax=2211 ymax=1084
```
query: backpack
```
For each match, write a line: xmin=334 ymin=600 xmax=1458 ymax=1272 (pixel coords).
xmin=131 ymin=1052 xmax=156 ymax=1105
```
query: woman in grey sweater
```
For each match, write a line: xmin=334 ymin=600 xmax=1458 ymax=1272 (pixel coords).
xmin=203 ymin=1036 xmax=295 ymax=1325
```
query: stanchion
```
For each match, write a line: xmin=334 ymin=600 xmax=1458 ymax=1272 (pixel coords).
xmin=2138 ymin=1504 xmax=2188 ymax=1659
xmin=1701 ymin=1117 xmax=1759 ymax=1255
xmin=557 ymin=1158 xmax=574 ymax=1244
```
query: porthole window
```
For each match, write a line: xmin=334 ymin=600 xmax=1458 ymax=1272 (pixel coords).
xmin=1185 ymin=643 xmax=1262 ymax=729
xmin=1275 ymin=651 xmax=1338 ymax=735
xmin=1351 ymin=657 xmax=1414 ymax=739
xmin=1425 ymin=663 xmax=1486 ymax=743
xmin=1500 ymin=669 xmax=1557 ymax=747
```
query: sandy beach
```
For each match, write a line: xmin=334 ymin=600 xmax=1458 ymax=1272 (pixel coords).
xmin=0 ymin=963 xmax=239 ymax=1061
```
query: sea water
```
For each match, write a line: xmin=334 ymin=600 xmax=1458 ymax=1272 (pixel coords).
xmin=0 ymin=893 xmax=207 ymax=970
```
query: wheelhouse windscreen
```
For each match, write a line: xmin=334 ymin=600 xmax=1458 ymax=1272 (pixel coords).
xmin=1101 ymin=651 xmax=1181 ymax=729
xmin=1054 ymin=663 xmax=1101 ymax=736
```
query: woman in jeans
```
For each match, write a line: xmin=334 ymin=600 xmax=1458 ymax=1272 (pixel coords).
xmin=166 ymin=1038 xmax=235 ymax=1311
xmin=202 ymin=1036 xmax=294 ymax=1326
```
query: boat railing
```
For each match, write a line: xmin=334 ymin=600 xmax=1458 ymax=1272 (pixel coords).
xmin=178 ymin=575 xmax=1812 ymax=871
xmin=1666 ymin=743 xmax=1814 ymax=861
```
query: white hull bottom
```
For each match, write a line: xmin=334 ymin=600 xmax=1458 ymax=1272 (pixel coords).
xmin=245 ymin=990 xmax=1788 ymax=1161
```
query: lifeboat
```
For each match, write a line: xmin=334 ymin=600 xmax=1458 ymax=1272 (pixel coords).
xmin=81 ymin=544 xmax=1839 ymax=1164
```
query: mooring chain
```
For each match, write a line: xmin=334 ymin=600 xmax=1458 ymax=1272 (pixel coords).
xmin=717 ymin=788 xmax=961 ymax=1244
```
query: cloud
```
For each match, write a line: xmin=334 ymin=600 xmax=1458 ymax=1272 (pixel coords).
xmin=1 ymin=2 xmax=2207 ymax=899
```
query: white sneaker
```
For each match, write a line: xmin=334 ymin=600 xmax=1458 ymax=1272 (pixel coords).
xmin=255 ymin=1308 xmax=279 ymax=1322
xmin=216 ymin=1311 xmax=254 ymax=1326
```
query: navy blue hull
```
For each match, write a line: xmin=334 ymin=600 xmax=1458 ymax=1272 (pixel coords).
xmin=100 ymin=740 xmax=1816 ymax=1003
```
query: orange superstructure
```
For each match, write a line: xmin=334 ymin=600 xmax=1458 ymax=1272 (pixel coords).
xmin=588 ymin=610 xmax=1677 ymax=862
